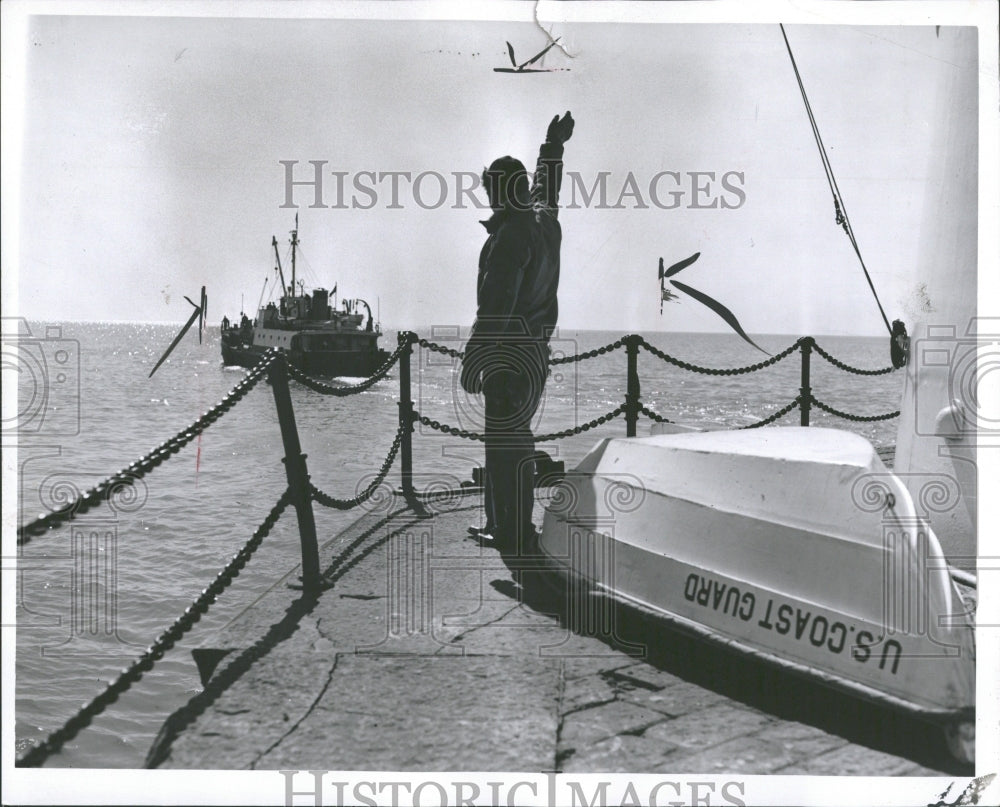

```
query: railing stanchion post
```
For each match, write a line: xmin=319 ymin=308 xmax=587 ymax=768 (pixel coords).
xmin=800 ymin=337 xmax=813 ymax=427
xmin=398 ymin=331 xmax=419 ymax=506
xmin=625 ymin=334 xmax=640 ymax=437
xmin=268 ymin=353 xmax=320 ymax=597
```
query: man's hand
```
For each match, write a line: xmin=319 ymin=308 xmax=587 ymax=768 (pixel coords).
xmin=546 ymin=111 xmax=574 ymax=145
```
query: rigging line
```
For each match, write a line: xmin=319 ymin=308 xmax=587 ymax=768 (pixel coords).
xmin=780 ymin=25 xmax=836 ymax=195
xmin=779 ymin=24 xmax=893 ymax=336
xmin=292 ymin=244 xmax=319 ymax=283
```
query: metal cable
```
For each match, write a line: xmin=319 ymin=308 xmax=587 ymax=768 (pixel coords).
xmin=779 ymin=23 xmax=892 ymax=335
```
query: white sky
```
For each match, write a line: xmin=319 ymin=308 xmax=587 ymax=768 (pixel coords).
xmin=5 ymin=9 xmax=983 ymax=337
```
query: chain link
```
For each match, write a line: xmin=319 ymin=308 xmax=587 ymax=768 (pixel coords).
xmin=641 ymin=398 xmax=801 ymax=430
xmin=286 ymin=341 xmax=407 ymax=396
xmin=416 ymin=338 xmax=465 ymax=359
xmin=310 ymin=424 xmax=405 ymax=509
xmin=738 ymin=397 xmax=803 ymax=429
xmin=17 ymin=351 xmax=278 ymax=545
xmin=535 ymin=404 xmax=626 ymax=441
xmin=639 ymin=403 xmax=673 ymax=423
xmin=16 ymin=489 xmax=292 ymax=768
xmin=809 ymin=396 xmax=900 ymax=422
xmin=550 ymin=338 xmax=626 ymax=364
xmin=415 ymin=404 xmax=626 ymax=443
xmin=811 ymin=341 xmax=896 ymax=376
xmin=416 ymin=413 xmax=486 ymax=441
xmin=417 ymin=336 xmax=627 ymax=365
xmin=421 ymin=335 xmax=895 ymax=380
xmin=637 ymin=336 xmax=800 ymax=375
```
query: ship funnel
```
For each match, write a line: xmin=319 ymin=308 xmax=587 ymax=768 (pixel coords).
xmin=312 ymin=288 xmax=330 ymax=319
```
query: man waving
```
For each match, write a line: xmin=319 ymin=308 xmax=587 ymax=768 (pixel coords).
xmin=462 ymin=111 xmax=575 ymax=556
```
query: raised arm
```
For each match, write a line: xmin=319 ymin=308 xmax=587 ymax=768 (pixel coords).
xmin=531 ymin=111 xmax=574 ymax=218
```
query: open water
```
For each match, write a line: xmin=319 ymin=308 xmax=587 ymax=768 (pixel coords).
xmin=11 ymin=322 xmax=901 ymax=768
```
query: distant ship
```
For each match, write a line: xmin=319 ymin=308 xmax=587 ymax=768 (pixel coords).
xmin=220 ymin=216 xmax=389 ymax=377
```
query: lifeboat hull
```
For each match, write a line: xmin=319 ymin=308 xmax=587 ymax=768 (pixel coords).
xmin=539 ymin=427 xmax=975 ymax=721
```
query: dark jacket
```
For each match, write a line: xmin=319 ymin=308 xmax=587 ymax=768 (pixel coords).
xmin=470 ymin=140 xmax=565 ymax=347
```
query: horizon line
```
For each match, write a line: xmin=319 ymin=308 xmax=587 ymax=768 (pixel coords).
xmin=11 ymin=317 xmax=891 ymax=340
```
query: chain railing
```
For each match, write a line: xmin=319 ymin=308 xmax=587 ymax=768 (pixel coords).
xmin=812 ymin=340 xmax=897 ymax=376
xmin=14 ymin=329 xmax=898 ymax=766
xmin=810 ymin=396 xmax=900 ymax=422
xmin=17 ymin=490 xmax=293 ymax=768
xmin=14 ymin=344 xmax=412 ymax=767
xmin=408 ymin=332 xmax=897 ymax=443
xmin=633 ymin=334 xmax=896 ymax=428
xmin=286 ymin=338 xmax=409 ymax=395
xmin=310 ymin=423 xmax=406 ymax=509
xmin=16 ymin=352 xmax=279 ymax=545
xmin=637 ymin=335 xmax=802 ymax=375
xmin=416 ymin=404 xmax=627 ymax=443
xmin=741 ymin=397 xmax=806 ymax=429
xmin=551 ymin=338 xmax=626 ymax=365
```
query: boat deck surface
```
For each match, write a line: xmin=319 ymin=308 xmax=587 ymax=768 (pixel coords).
xmin=147 ymin=488 xmax=963 ymax=774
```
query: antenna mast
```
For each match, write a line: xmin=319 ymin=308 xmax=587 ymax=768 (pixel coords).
xmin=290 ymin=212 xmax=299 ymax=299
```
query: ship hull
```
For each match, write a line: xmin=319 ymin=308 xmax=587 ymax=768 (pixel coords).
xmin=221 ymin=340 xmax=390 ymax=378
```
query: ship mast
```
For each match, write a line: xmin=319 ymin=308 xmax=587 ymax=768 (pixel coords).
xmin=290 ymin=212 xmax=299 ymax=298
xmin=272 ymin=236 xmax=287 ymax=297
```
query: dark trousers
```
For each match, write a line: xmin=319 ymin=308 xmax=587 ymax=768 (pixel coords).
xmin=482 ymin=344 xmax=547 ymax=543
